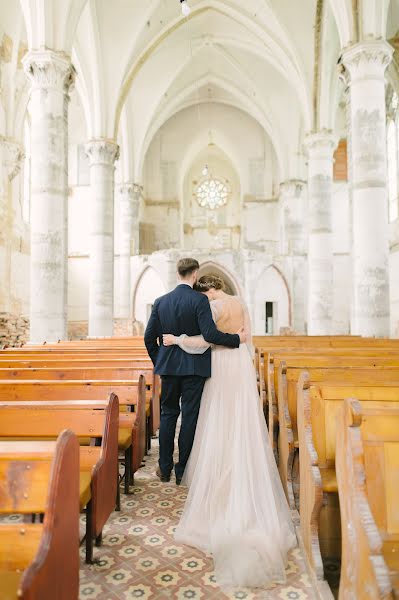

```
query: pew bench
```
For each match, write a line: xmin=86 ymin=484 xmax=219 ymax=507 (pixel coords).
xmin=0 ymin=366 xmax=161 ymax=446
xmin=265 ymin=351 xmax=399 ymax=458
xmin=0 ymin=431 xmax=79 ymax=599
xmin=296 ymin=376 xmax=399 ymax=582
xmin=0 ymin=378 xmax=147 ymax=492
xmin=336 ymin=399 xmax=399 ymax=599
xmin=277 ymin=363 xmax=399 ymax=508
xmin=0 ymin=360 xmax=156 ymax=443
xmin=0 ymin=396 xmax=119 ymax=563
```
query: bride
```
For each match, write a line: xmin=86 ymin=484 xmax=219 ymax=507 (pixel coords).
xmin=163 ymin=274 xmax=297 ymax=590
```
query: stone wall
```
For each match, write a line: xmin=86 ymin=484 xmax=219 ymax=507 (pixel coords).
xmin=0 ymin=313 xmax=29 ymax=347
xmin=68 ymin=319 xmax=143 ymax=339
xmin=67 ymin=320 xmax=88 ymax=340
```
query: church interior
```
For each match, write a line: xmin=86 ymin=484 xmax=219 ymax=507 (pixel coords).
xmin=1 ymin=0 xmax=399 ymax=599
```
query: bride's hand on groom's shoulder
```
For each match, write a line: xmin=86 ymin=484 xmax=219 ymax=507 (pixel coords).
xmin=237 ymin=327 xmax=247 ymax=344
xmin=163 ymin=334 xmax=176 ymax=346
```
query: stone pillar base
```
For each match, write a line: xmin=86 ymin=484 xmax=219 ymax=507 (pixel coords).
xmin=113 ymin=319 xmax=144 ymax=336
xmin=113 ymin=318 xmax=134 ymax=336
xmin=0 ymin=313 xmax=29 ymax=347
xmin=67 ymin=321 xmax=88 ymax=340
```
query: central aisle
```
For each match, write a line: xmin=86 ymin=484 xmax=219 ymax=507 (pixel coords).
xmin=80 ymin=442 xmax=317 ymax=600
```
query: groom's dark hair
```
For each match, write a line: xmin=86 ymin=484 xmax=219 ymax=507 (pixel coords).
xmin=177 ymin=258 xmax=200 ymax=278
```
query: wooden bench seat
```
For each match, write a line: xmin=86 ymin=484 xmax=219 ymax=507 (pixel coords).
xmin=336 ymin=399 xmax=399 ymax=599
xmin=267 ymin=353 xmax=399 ymax=453
xmin=0 ymin=361 xmax=156 ymax=444
xmin=0 ymin=396 xmax=119 ymax=563
xmin=297 ymin=376 xmax=399 ymax=581
xmin=276 ymin=363 xmax=399 ymax=508
xmin=0 ymin=378 xmax=147 ymax=485
xmin=0 ymin=431 xmax=79 ymax=599
xmin=265 ymin=352 xmax=399 ymax=460
xmin=0 ymin=366 xmax=161 ymax=440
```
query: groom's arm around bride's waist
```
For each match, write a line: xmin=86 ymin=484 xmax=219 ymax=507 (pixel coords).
xmin=196 ymin=295 xmax=240 ymax=348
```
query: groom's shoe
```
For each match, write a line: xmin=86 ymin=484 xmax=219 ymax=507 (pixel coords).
xmin=176 ymin=477 xmax=182 ymax=486
xmin=156 ymin=466 xmax=171 ymax=483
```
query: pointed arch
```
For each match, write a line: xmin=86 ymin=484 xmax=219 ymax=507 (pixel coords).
xmin=198 ymin=261 xmax=243 ymax=297
xmin=132 ymin=266 xmax=166 ymax=328
xmin=253 ymin=264 xmax=292 ymax=334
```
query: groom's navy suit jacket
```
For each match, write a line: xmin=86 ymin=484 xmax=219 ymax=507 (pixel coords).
xmin=144 ymin=284 xmax=240 ymax=378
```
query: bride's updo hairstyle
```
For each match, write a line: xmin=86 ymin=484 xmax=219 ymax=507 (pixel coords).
xmin=194 ymin=274 xmax=225 ymax=292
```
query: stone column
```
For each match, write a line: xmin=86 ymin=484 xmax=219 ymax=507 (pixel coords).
xmin=342 ymin=40 xmax=393 ymax=337
xmin=0 ymin=137 xmax=24 ymax=240
xmin=338 ymin=65 xmax=355 ymax=331
xmin=280 ymin=180 xmax=307 ymax=256
xmin=85 ymin=139 xmax=119 ymax=337
xmin=23 ymin=51 xmax=75 ymax=343
xmin=280 ymin=180 xmax=308 ymax=333
xmin=118 ymin=182 xmax=141 ymax=332
xmin=304 ymin=131 xmax=337 ymax=335
xmin=0 ymin=138 xmax=24 ymax=314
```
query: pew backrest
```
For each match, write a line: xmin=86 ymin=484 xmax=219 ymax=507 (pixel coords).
xmin=0 ymin=430 xmax=80 ymax=599
xmin=336 ymin=398 xmax=399 ymax=599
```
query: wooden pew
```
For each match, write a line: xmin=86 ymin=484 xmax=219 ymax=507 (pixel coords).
xmin=297 ymin=376 xmax=399 ymax=580
xmin=41 ymin=336 xmax=146 ymax=346
xmin=0 ymin=352 xmax=160 ymax=436
xmin=0 ymin=396 xmax=119 ymax=563
xmin=336 ymin=398 xmax=399 ymax=599
xmin=276 ymin=363 xmax=399 ymax=508
xmin=0 ymin=431 xmax=79 ymax=599
xmin=0 ymin=366 xmax=161 ymax=440
xmin=267 ymin=352 xmax=399 ymax=460
xmin=0 ymin=378 xmax=146 ymax=483
xmin=0 ymin=352 xmax=156 ymax=438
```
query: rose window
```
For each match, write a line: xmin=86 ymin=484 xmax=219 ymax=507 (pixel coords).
xmin=196 ymin=178 xmax=229 ymax=210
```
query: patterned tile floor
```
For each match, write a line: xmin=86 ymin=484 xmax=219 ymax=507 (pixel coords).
xmin=79 ymin=441 xmax=318 ymax=600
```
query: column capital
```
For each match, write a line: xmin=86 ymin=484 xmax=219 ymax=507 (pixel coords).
xmin=304 ymin=130 xmax=338 ymax=158
xmin=340 ymin=39 xmax=393 ymax=81
xmin=0 ymin=137 xmax=25 ymax=181
xmin=22 ymin=50 xmax=75 ymax=94
xmin=337 ymin=62 xmax=350 ymax=92
xmin=279 ymin=179 xmax=306 ymax=199
xmin=119 ymin=182 xmax=141 ymax=220
xmin=119 ymin=182 xmax=143 ymax=201
xmin=85 ymin=139 xmax=120 ymax=167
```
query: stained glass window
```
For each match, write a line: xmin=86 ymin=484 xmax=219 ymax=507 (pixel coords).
xmin=196 ymin=178 xmax=229 ymax=210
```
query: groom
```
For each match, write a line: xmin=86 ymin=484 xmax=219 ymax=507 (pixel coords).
xmin=144 ymin=258 xmax=245 ymax=485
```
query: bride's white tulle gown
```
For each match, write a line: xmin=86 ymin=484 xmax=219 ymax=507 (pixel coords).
xmin=173 ymin=295 xmax=297 ymax=590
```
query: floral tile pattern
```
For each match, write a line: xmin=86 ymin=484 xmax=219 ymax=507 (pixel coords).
xmin=79 ymin=440 xmax=318 ymax=600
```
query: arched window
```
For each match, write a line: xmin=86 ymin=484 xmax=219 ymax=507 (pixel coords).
xmin=196 ymin=178 xmax=229 ymax=210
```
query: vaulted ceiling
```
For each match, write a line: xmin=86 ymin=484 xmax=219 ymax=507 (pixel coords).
xmin=1 ymin=0 xmax=398 ymax=181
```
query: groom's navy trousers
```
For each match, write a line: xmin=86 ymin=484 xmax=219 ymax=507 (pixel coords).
xmin=144 ymin=284 xmax=239 ymax=480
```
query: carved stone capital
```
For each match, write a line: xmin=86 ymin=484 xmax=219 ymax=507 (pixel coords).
xmin=279 ymin=179 xmax=306 ymax=200
xmin=304 ymin=130 xmax=338 ymax=159
xmin=85 ymin=139 xmax=120 ymax=167
xmin=341 ymin=39 xmax=393 ymax=81
xmin=119 ymin=182 xmax=143 ymax=201
xmin=22 ymin=50 xmax=75 ymax=94
xmin=0 ymin=137 xmax=25 ymax=181
xmin=337 ymin=62 xmax=351 ymax=93
xmin=133 ymin=183 xmax=143 ymax=200
xmin=119 ymin=182 xmax=142 ymax=219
